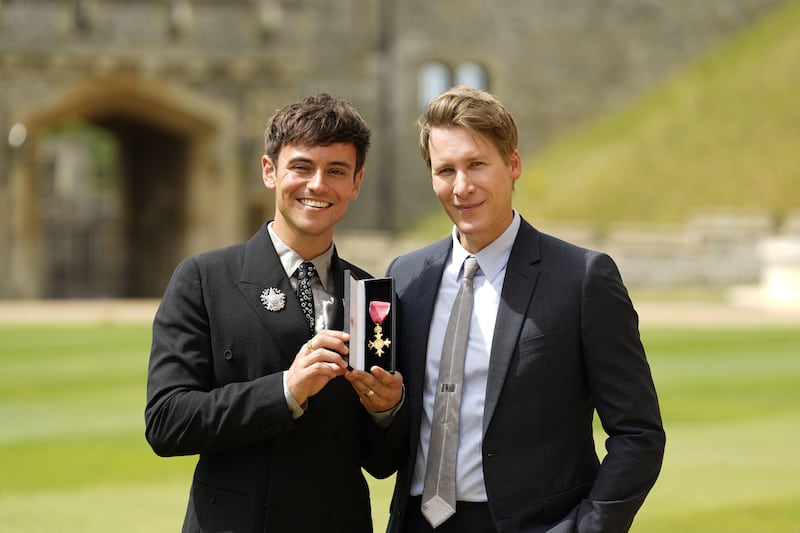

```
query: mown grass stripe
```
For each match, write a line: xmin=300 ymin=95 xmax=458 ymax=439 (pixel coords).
xmin=1 ymin=324 xmax=798 ymax=532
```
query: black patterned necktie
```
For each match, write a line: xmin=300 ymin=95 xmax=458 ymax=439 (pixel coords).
xmin=296 ymin=261 xmax=316 ymax=335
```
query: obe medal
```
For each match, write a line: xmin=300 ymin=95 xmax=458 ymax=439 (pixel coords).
xmin=367 ymin=301 xmax=392 ymax=357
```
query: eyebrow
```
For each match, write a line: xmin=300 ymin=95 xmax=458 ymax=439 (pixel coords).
xmin=432 ymin=154 xmax=483 ymax=170
xmin=285 ymin=156 xmax=353 ymax=170
xmin=328 ymin=160 xmax=354 ymax=169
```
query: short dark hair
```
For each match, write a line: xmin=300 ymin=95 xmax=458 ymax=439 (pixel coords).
xmin=264 ymin=93 xmax=371 ymax=173
xmin=418 ymin=86 xmax=518 ymax=168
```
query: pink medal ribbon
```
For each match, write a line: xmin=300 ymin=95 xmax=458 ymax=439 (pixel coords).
xmin=369 ymin=301 xmax=391 ymax=324
xmin=367 ymin=301 xmax=392 ymax=357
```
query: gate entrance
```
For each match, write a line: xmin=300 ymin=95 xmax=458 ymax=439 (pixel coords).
xmin=37 ymin=118 xmax=188 ymax=297
xmin=4 ymin=77 xmax=230 ymax=299
xmin=38 ymin=123 xmax=123 ymax=297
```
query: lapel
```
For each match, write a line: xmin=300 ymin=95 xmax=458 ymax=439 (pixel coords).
xmin=482 ymin=219 xmax=542 ymax=435
xmin=407 ymin=239 xmax=452 ymax=431
xmin=235 ymin=224 xmax=310 ymax=367
xmin=328 ymin=248 xmax=350 ymax=330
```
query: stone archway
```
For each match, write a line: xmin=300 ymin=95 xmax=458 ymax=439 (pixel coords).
xmin=8 ymin=76 xmax=239 ymax=298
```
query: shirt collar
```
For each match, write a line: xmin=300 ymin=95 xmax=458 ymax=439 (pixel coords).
xmin=267 ymin=222 xmax=334 ymax=290
xmin=450 ymin=210 xmax=520 ymax=282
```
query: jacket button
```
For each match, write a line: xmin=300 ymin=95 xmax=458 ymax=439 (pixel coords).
xmin=224 ymin=349 xmax=233 ymax=360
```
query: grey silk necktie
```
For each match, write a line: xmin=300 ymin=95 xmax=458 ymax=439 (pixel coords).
xmin=421 ymin=256 xmax=480 ymax=528
xmin=296 ymin=261 xmax=316 ymax=335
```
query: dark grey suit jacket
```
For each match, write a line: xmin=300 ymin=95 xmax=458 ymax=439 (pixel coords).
xmin=385 ymin=218 xmax=665 ymax=533
xmin=145 ymin=223 xmax=407 ymax=533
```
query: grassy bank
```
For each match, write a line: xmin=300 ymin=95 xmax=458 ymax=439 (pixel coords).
xmin=411 ymin=0 xmax=800 ymax=236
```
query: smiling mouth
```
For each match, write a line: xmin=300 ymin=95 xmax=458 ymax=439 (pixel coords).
xmin=455 ymin=202 xmax=481 ymax=211
xmin=300 ymin=198 xmax=332 ymax=208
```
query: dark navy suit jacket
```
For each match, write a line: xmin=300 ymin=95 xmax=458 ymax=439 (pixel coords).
xmin=385 ymin=217 xmax=665 ymax=533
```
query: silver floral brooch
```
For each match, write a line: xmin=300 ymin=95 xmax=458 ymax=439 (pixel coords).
xmin=260 ymin=287 xmax=286 ymax=312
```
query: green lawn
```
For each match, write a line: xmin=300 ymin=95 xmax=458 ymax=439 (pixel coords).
xmin=1 ymin=324 xmax=799 ymax=532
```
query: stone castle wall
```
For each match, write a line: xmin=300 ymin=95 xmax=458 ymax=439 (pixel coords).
xmin=0 ymin=0 xmax=789 ymax=297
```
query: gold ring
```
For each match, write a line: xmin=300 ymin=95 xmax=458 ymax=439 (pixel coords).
xmin=306 ymin=338 xmax=314 ymax=352
xmin=364 ymin=390 xmax=375 ymax=397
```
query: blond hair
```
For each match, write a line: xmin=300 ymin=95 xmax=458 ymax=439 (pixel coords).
xmin=417 ymin=86 xmax=518 ymax=168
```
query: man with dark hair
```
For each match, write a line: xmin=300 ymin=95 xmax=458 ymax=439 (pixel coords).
xmin=146 ymin=93 xmax=406 ymax=533
xmin=386 ymin=86 xmax=665 ymax=532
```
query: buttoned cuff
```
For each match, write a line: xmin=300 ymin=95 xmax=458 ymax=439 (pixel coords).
xmin=283 ymin=371 xmax=307 ymax=419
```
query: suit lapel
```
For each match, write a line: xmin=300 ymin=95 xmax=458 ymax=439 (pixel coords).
xmin=406 ymin=240 xmax=451 ymax=433
xmin=329 ymin=249 xmax=350 ymax=330
xmin=483 ymin=221 xmax=542 ymax=435
xmin=235 ymin=225 xmax=309 ymax=366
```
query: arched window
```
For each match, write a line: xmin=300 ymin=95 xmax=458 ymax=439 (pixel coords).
xmin=418 ymin=62 xmax=451 ymax=109
xmin=455 ymin=62 xmax=488 ymax=90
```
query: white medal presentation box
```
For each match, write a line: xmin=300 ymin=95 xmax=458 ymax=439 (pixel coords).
xmin=343 ymin=270 xmax=396 ymax=372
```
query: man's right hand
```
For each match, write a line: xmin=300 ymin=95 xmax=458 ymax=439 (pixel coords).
xmin=285 ymin=329 xmax=350 ymax=405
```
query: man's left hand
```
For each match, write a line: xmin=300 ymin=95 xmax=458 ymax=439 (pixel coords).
xmin=345 ymin=367 xmax=403 ymax=413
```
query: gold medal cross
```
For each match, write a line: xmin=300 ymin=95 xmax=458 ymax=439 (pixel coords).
xmin=368 ymin=324 xmax=392 ymax=357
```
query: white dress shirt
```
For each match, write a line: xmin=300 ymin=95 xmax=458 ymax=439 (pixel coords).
xmin=268 ymin=222 xmax=336 ymax=332
xmin=411 ymin=211 xmax=521 ymax=501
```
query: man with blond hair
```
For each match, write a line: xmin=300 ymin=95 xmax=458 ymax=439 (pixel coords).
xmin=385 ymin=86 xmax=665 ymax=532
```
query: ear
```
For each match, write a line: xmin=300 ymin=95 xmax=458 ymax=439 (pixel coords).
xmin=509 ymin=150 xmax=522 ymax=183
xmin=350 ymin=168 xmax=364 ymax=199
xmin=262 ymin=155 xmax=276 ymax=189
